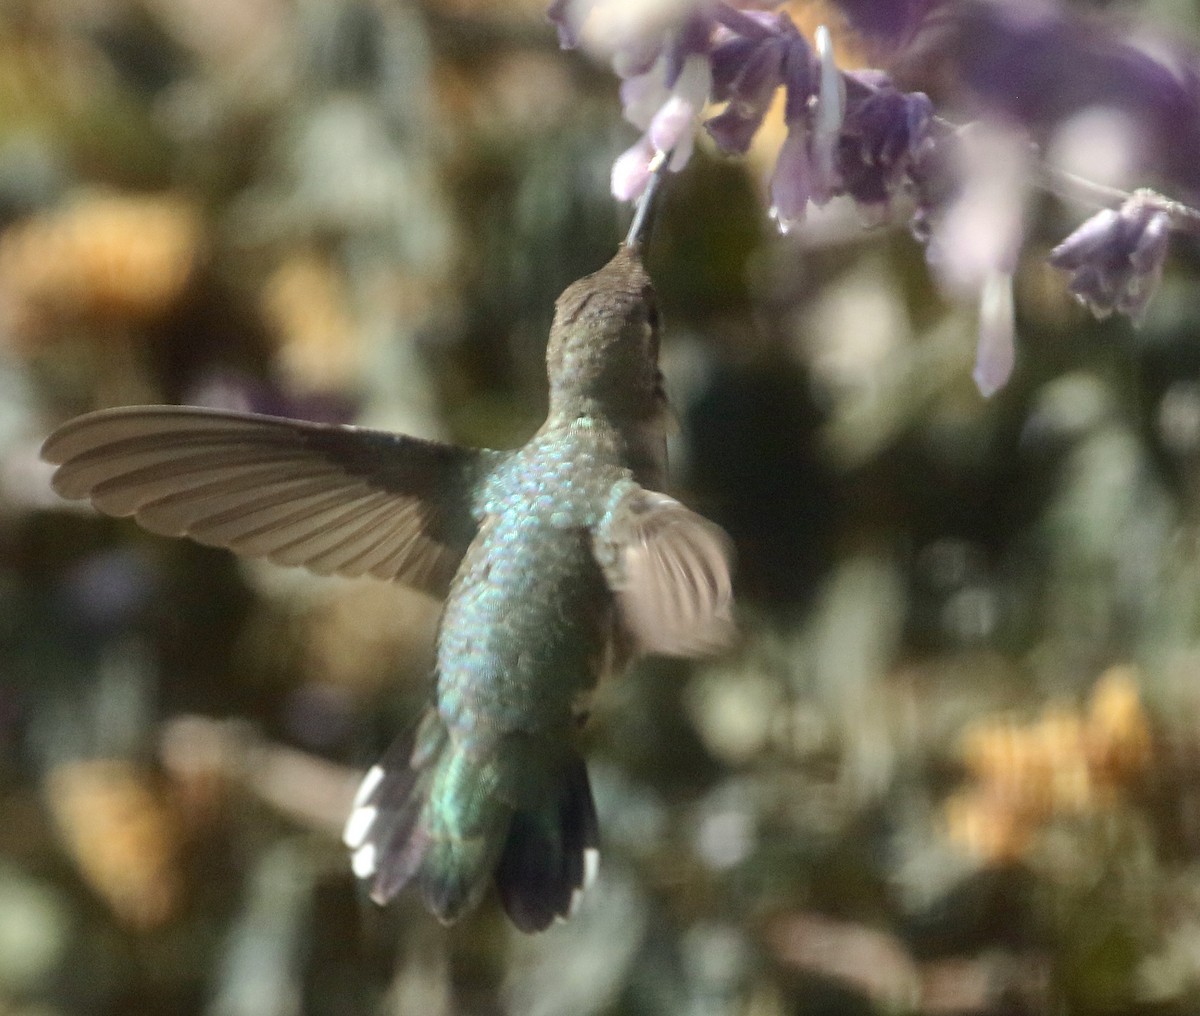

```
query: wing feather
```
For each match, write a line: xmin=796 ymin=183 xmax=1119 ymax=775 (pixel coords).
xmin=596 ymin=487 xmax=735 ymax=658
xmin=42 ymin=405 xmax=504 ymax=596
xmin=298 ymin=495 xmax=404 ymax=575
xmin=131 ymin=472 xmax=353 ymax=535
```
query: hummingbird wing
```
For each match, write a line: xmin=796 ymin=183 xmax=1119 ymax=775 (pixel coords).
xmin=42 ymin=405 xmax=504 ymax=596
xmin=596 ymin=487 xmax=735 ymax=657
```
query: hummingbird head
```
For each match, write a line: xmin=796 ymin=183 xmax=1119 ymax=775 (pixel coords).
xmin=546 ymin=246 xmax=661 ymax=418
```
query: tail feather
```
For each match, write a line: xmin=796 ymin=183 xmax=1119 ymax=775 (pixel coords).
xmin=418 ymin=831 xmax=503 ymax=921
xmin=368 ymin=797 xmax=430 ymax=903
xmin=344 ymin=708 xmax=600 ymax=932
xmin=495 ymin=757 xmax=600 ymax=932
xmin=343 ymin=712 xmax=443 ymax=903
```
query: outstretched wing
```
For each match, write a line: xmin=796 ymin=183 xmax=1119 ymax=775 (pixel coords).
xmin=596 ymin=486 xmax=735 ymax=658
xmin=42 ymin=405 xmax=504 ymax=596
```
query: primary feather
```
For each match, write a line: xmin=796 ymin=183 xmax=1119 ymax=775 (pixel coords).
xmin=42 ymin=405 xmax=501 ymax=594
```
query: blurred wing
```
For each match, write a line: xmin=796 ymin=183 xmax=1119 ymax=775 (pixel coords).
xmin=597 ymin=487 xmax=735 ymax=657
xmin=42 ymin=406 xmax=504 ymax=596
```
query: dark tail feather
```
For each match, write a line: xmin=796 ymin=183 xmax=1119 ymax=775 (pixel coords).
xmin=494 ymin=756 xmax=600 ymax=933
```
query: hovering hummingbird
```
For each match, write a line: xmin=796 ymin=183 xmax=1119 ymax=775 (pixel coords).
xmin=40 ymin=183 xmax=735 ymax=932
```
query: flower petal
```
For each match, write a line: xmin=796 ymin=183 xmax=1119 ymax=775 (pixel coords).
xmin=658 ymin=54 xmax=710 ymax=146
xmin=1049 ymin=196 xmax=1171 ymax=323
xmin=612 ymin=134 xmax=657 ymax=201
xmin=548 ymin=0 xmax=586 ymax=49
xmin=1048 ymin=208 xmax=1123 ymax=269
xmin=926 ymin=124 xmax=1030 ymax=297
xmin=974 ymin=271 xmax=1016 ymax=397
xmin=769 ymin=126 xmax=813 ymax=233
xmin=649 ymin=94 xmax=696 ymax=153
xmin=809 ymin=25 xmax=845 ymax=204
xmin=621 ymin=61 xmax=670 ymax=130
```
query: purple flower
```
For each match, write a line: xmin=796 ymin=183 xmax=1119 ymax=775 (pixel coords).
xmin=568 ymin=3 xmax=943 ymax=221
xmin=550 ymin=0 xmax=1192 ymax=396
xmin=705 ymin=13 xmax=832 ymax=230
xmin=594 ymin=6 xmax=718 ymax=201
xmin=767 ymin=26 xmax=845 ymax=232
xmin=836 ymin=72 xmax=934 ymax=214
xmin=705 ymin=13 xmax=935 ymax=229
xmin=614 ymin=48 xmax=712 ymax=199
xmin=705 ymin=13 xmax=806 ymax=157
xmin=1048 ymin=193 xmax=1172 ymax=322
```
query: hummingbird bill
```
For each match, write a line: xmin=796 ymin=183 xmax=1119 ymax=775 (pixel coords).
xmin=41 ymin=242 xmax=735 ymax=932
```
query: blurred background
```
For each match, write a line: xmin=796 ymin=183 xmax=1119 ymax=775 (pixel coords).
xmin=6 ymin=0 xmax=1200 ymax=1013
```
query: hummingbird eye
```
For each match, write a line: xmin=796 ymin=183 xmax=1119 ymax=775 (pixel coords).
xmin=644 ymin=294 xmax=660 ymax=351
xmin=644 ymin=321 xmax=660 ymax=363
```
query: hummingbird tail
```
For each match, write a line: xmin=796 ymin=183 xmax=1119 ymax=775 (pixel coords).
xmin=343 ymin=709 xmax=600 ymax=932
xmin=494 ymin=751 xmax=599 ymax=932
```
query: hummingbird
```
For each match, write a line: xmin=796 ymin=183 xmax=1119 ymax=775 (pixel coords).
xmin=40 ymin=182 xmax=735 ymax=932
